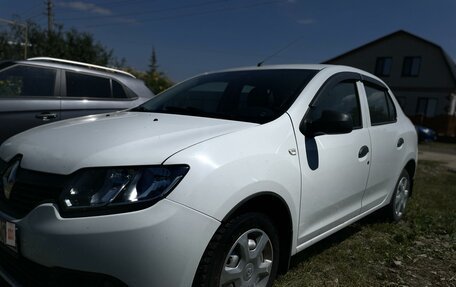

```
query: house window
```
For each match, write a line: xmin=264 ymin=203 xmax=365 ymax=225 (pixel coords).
xmin=375 ymin=57 xmax=392 ymax=77
xmin=416 ymin=97 xmax=437 ymax=117
xmin=402 ymin=56 xmax=421 ymax=77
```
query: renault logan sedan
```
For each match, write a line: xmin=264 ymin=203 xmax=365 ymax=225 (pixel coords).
xmin=0 ymin=65 xmax=417 ymax=287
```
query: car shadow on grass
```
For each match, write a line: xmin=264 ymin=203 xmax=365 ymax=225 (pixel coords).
xmin=288 ymin=209 xmax=387 ymax=269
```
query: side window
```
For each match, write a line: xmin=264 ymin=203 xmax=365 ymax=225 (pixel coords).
xmin=0 ymin=65 xmax=56 ymax=97
xmin=66 ymin=72 xmax=111 ymax=98
xmin=112 ymin=80 xmax=128 ymax=99
xmin=365 ymin=84 xmax=396 ymax=125
xmin=308 ymin=80 xmax=362 ymax=129
xmin=385 ymin=92 xmax=397 ymax=121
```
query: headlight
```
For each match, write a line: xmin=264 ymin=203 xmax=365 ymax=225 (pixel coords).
xmin=59 ymin=165 xmax=189 ymax=216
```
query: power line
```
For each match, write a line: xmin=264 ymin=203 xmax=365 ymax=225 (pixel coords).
xmin=27 ymin=12 xmax=45 ymax=20
xmin=22 ymin=2 xmax=44 ymax=19
xmin=53 ymin=0 xmax=151 ymax=16
xmin=85 ymin=0 xmax=282 ymax=28
xmin=59 ymin=0 xmax=230 ymax=22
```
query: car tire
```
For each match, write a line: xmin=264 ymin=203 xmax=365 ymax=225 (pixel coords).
xmin=193 ymin=212 xmax=280 ymax=287
xmin=384 ymin=169 xmax=411 ymax=222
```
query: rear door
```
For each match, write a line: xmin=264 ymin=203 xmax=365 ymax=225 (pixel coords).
xmin=294 ymin=72 xmax=372 ymax=245
xmin=0 ymin=64 xmax=60 ymax=144
xmin=360 ymin=77 xmax=403 ymax=211
xmin=61 ymin=71 xmax=137 ymax=119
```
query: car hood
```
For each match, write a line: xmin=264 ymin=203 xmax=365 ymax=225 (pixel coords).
xmin=0 ymin=112 xmax=256 ymax=174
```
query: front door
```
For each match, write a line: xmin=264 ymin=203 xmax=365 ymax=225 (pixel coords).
xmin=0 ymin=64 xmax=60 ymax=144
xmin=293 ymin=73 xmax=371 ymax=246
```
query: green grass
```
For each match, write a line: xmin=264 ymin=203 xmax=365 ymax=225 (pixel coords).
xmin=274 ymin=160 xmax=456 ymax=287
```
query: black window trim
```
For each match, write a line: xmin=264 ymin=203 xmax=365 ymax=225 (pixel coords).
xmin=300 ymin=72 xmax=364 ymax=134
xmin=361 ymin=75 xmax=397 ymax=126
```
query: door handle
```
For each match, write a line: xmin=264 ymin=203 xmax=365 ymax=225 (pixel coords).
xmin=358 ymin=145 xmax=369 ymax=158
xmin=397 ymin=138 xmax=404 ymax=148
xmin=35 ymin=112 xmax=57 ymax=121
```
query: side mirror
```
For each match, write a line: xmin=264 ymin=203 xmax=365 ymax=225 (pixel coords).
xmin=300 ymin=110 xmax=353 ymax=137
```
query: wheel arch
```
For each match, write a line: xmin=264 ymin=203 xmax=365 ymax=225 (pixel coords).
xmin=221 ymin=191 xmax=294 ymax=275
xmin=404 ymin=159 xmax=416 ymax=196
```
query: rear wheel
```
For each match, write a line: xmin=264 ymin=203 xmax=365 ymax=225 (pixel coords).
xmin=193 ymin=212 xmax=280 ymax=287
xmin=384 ymin=169 xmax=411 ymax=222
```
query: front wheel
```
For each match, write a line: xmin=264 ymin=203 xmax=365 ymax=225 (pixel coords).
xmin=385 ymin=169 xmax=411 ymax=222
xmin=193 ymin=212 xmax=280 ymax=287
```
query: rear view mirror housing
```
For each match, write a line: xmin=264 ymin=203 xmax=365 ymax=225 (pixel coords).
xmin=300 ymin=110 xmax=353 ymax=137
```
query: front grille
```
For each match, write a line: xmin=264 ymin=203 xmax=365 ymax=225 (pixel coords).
xmin=0 ymin=245 xmax=126 ymax=287
xmin=0 ymin=167 xmax=67 ymax=218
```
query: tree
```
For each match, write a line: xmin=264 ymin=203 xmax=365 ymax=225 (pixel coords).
xmin=0 ymin=19 xmax=115 ymax=66
xmin=144 ymin=48 xmax=173 ymax=94
xmin=149 ymin=47 xmax=158 ymax=74
xmin=0 ymin=19 xmax=174 ymax=93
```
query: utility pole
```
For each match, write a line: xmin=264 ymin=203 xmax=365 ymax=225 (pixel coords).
xmin=46 ymin=0 xmax=53 ymax=35
xmin=0 ymin=18 xmax=29 ymax=59
xmin=149 ymin=47 xmax=159 ymax=75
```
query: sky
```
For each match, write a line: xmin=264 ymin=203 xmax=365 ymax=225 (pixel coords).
xmin=1 ymin=0 xmax=456 ymax=82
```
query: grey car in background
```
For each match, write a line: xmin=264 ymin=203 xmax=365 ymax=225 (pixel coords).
xmin=0 ymin=57 xmax=154 ymax=144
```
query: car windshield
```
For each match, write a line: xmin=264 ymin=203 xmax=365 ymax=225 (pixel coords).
xmin=133 ymin=69 xmax=318 ymax=124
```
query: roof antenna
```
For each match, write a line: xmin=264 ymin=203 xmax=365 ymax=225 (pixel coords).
xmin=257 ymin=35 xmax=306 ymax=67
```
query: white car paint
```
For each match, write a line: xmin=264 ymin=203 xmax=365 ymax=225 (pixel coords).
xmin=0 ymin=64 xmax=417 ymax=286
xmin=0 ymin=112 xmax=256 ymax=174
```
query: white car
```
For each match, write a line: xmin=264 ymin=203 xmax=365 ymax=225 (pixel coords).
xmin=0 ymin=65 xmax=417 ymax=287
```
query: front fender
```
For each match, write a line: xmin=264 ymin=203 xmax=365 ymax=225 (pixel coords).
xmin=164 ymin=114 xmax=301 ymax=249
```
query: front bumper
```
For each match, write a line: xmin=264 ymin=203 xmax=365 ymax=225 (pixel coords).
xmin=0 ymin=199 xmax=220 ymax=286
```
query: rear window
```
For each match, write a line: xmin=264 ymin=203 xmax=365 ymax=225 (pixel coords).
xmin=66 ymin=72 xmax=111 ymax=98
xmin=135 ymin=69 xmax=318 ymax=124
xmin=112 ymin=80 xmax=127 ymax=98
xmin=365 ymin=84 xmax=396 ymax=125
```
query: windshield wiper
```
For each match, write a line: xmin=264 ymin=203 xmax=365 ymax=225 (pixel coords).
xmin=162 ymin=106 xmax=213 ymax=117
xmin=130 ymin=106 xmax=151 ymax=112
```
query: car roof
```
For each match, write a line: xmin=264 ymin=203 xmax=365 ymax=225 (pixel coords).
xmin=209 ymin=64 xmax=329 ymax=73
xmin=193 ymin=64 xmax=388 ymax=88
xmin=185 ymin=64 xmax=388 ymax=87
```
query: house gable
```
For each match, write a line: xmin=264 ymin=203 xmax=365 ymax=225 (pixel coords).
xmin=324 ymin=30 xmax=456 ymax=90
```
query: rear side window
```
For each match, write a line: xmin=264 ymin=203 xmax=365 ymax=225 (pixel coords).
xmin=365 ymin=84 xmax=396 ymax=125
xmin=0 ymin=65 xmax=56 ymax=97
xmin=308 ymin=80 xmax=362 ymax=129
xmin=66 ymin=72 xmax=111 ymax=98
xmin=112 ymin=80 xmax=127 ymax=98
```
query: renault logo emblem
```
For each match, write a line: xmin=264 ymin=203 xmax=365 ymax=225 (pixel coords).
xmin=2 ymin=159 xmax=20 ymax=200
